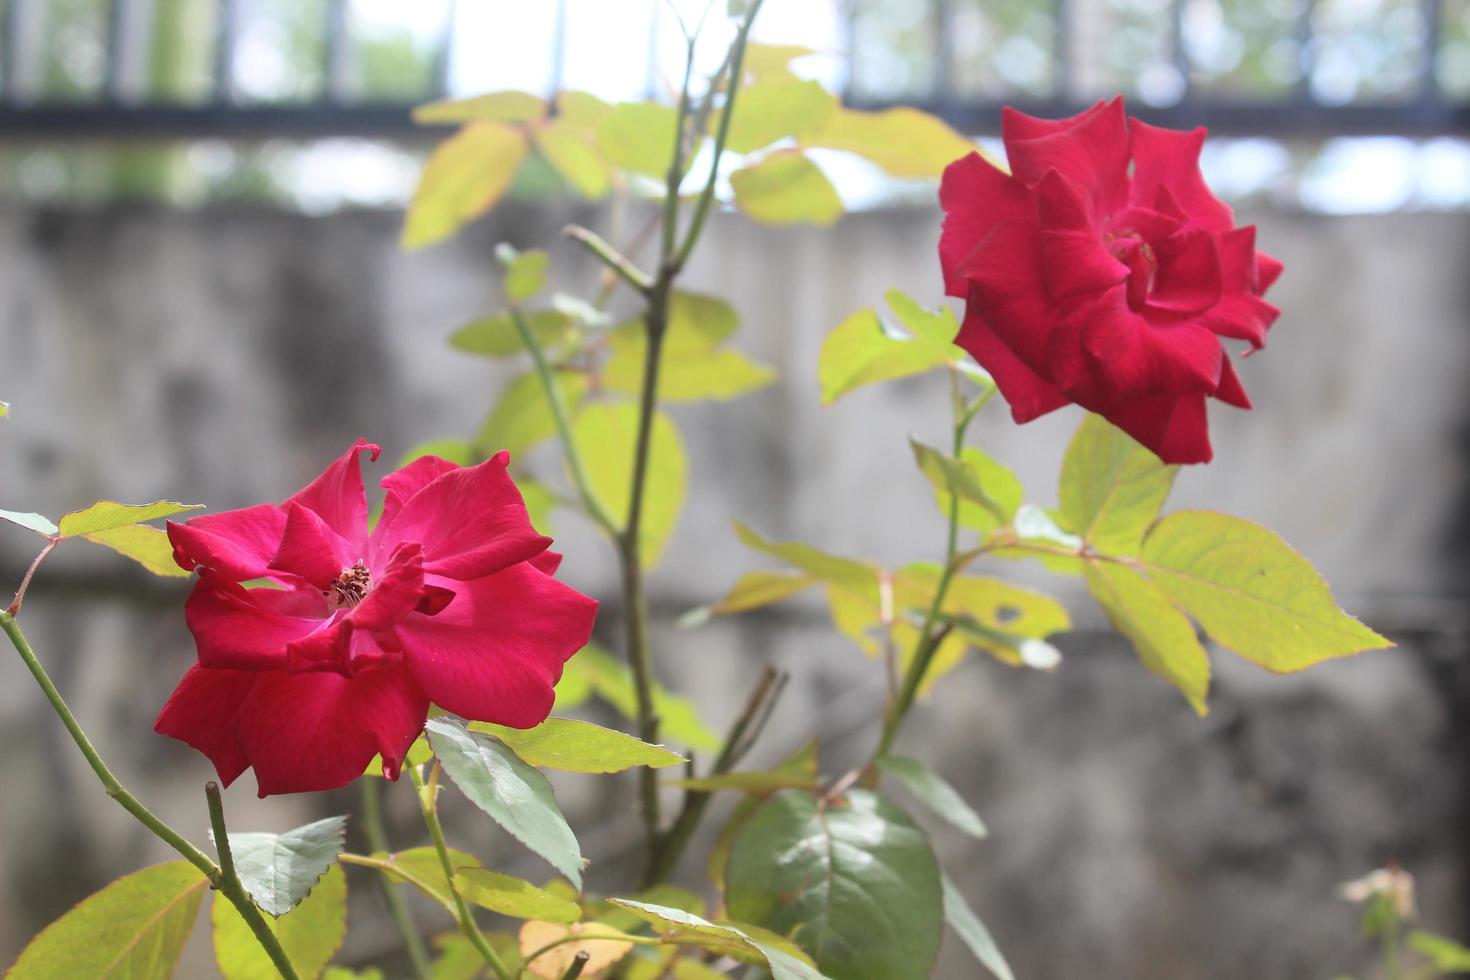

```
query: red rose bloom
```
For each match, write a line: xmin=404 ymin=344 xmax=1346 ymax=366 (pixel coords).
xmin=155 ymin=440 xmax=597 ymax=796
xmin=939 ymin=97 xmax=1282 ymax=463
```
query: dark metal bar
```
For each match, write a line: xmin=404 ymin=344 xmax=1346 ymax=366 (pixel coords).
xmin=214 ymin=0 xmax=238 ymax=103
xmin=432 ymin=0 xmax=458 ymax=99
xmin=1422 ymin=0 xmax=1444 ymax=100
xmin=1293 ymin=0 xmax=1316 ymax=101
xmin=0 ymin=98 xmax=1463 ymax=139
xmin=323 ymin=0 xmax=348 ymax=104
xmin=105 ymin=0 xmax=129 ymax=102
xmin=2 ymin=0 xmax=25 ymax=104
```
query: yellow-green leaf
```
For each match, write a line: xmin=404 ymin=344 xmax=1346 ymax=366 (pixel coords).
xmin=818 ymin=307 xmax=954 ymax=405
xmin=7 ymin=862 xmax=206 ymax=979
xmin=911 ymin=440 xmax=1012 ymax=526
xmin=742 ymin=43 xmax=818 ymax=81
xmin=937 ymin=447 xmax=1023 ymax=534
xmin=456 ymin=869 xmax=582 ymax=923
xmin=533 ymin=119 xmax=611 ymax=198
xmin=503 ymin=248 xmax=550 ymax=304
xmin=802 ymin=107 xmax=976 ymax=177
xmin=735 ymin=522 xmax=878 ymax=596
xmin=404 ymin=121 xmax=528 ymax=249
xmin=1141 ymin=511 xmax=1392 ymax=672
xmin=668 ymin=771 xmax=819 ymax=793
xmin=556 ymin=90 xmax=612 ymax=127
xmin=687 ymin=570 xmax=816 ymax=625
xmin=364 ymin=846 xmax=481 ymax=912
xmin=470 ymin=717 xmax=686 ymax=773
xmin=573 ymin=403 xmax=686 ymax=568
xmin=722 ymin=79 xmax=837 ymax=153
xmin=0 ymin=400 xmax=9 ymax=417
xmin=212 ymin=864 xmax=347 ymax=980
xmin=608 ymin=292 xmax=738 ymax=355
xmin=58 ymin=499 xmax=202 ymax=537
xmin=598 ymin=102 xmax=678 ymax=178
xmin=1084 ymin=560 xmax=1210 ymax=715
xmin=569 ymin=644 xmax=720 ymax=751
xmin=477 ymin=371 xmax=587 ymax=460
xmin=414 ymin=90 xmax=547 ymax=125
xmin=80 ymin=524 xmax=191 ymax=577
xmin=731 ymin=152 xmax=843 ymax=226
xmin=604 ymin=345 xmax=775 ymax=403
xmin=452 ymin=309 xmax=572 ymax=358
xmin=1059 ymin=414 xmax=1177 ymax=554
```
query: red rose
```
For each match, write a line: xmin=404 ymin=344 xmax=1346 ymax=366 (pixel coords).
xmin=154 ymin=440 xmax=597 ymax=796
xmin=939 ymin=98 xmax=1282 ymax=463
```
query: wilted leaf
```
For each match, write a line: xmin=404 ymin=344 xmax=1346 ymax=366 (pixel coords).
xmin=803 ymin=107 xmax=975 ymax=177
xmin=7 ymin=861 xmax=207 ymax=979
xmin=427 ymin=717 xmax=585 ymax=888
xmin=518 ymin=921 xmax=635 ymax=979
xmin=731 ymin=152 xmax=843 ymax=226
xmin=573 ymin=403 xmax=686 ymax=568
xmin=1085 ymin=560 xmax=1210 ymax=715
xmin=221 ymin=815 xmax=346 ymax=917
xmin=404 ymin=121 xmax=528 ymax=249
xmin=414 ymin=90 xmax=546 ymax=125
xmin=470 ymin=717 xmax=685 ymax=773
xmin=456 ymin=869 xmax=582 ymax=923
xmin=212 ymin=864 xmax=347 ymax=980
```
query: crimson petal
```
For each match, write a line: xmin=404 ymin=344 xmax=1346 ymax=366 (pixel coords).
xmin=154 ymin=664 xmax=254 ymax=787
xmin=1107 ymin=393 xmax=1214 ymax=464
xmin=269 ymin=502 xmax=355 ymax=589
xmin=938 ymin=151 xmax=1031 ymax=298
xmin=953 ymin=306 xmax=1069 ymax=423
xmin=184 ymin=571 xmax=324 ymax=670
xmin=167 ymin=505 xmax=286 ymax=580
xmin=284 ymin=438 xmax=380 ymax=556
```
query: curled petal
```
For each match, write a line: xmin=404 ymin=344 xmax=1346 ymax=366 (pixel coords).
xmin=285 ymin=615 xmax=353 ymax=673
xmin=397 ymin=563 xmax=598 ymax=728
xmin=374 ymin=451 xmax=552 ymax=581
xmin=269 ymin=502 xmax=355 ymax=589
xmin=1215 ymin=357 xmax=1252 ymax=409
xmin=1005 ymin=97 xmax=1130 ymax=212
xmin=351 ymin=543 xmax=426 ymax=632
xmin=1146 ymin=228 xmax=1223 ymax=316
xmin=380 ymin=454 xmax=463 ymax=533
xmin=154 ymin=664 xmax=254 ymax=787
xmin=167 ymin=505 xmax=286 ymax=580
xmin=1075 ymin=290 xmax=1225 ymax=401
xmin=284 ymin=438 xmax=380 ymax=556
xmin=529 ymin=549 xmax=563 ymax=577
xmin=954 ymin=306 xmax=1069 ymax=424
xmin=235 ymin=666 xmax=429 ymax=796
xmin=938 ymin=151 xmax=1031 ymax=297
xmin=1128 ymin=119 xmax=1234 ymax=233
xmin=1105 ymin=393 xmax=1213 ymax=464
xmin=1001 ymin=99 xmax=1115 ymax=143
xmin=184 ymin=571 xmax=324 ymax=670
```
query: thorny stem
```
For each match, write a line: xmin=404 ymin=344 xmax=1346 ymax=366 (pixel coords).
xmin=623 ymin=0 xmax=768 ymax=878
xmin=359 ymin=778 xmax=432 ymax=980
xmin=407 ymin=764 xmax=512 ymax=980
xmin=643 ymin=666 xmax=787 ymax=887
xmin=0 ymin=611 xmax=301 ymax=977
xmin=206 ymin=783 xmax=305 ymax=980
xmin=8 ymin=536 xmax=58 ymax=615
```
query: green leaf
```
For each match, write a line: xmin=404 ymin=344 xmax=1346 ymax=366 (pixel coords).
xmin=363 ymin=846 xmax=480 ymax=912
xmin=519 ymin=921 xmax=636 ymax=977
xmin=399 ymin=438 xmax=477 ymax=467
xmin=722 ymin=78 xmax=836 ymax=152
xmin=570 ymin=644 xmax=720 ymax=751
xmin=79 ymin=525 xmax=192 ymax=577
xmin=802 ymin=107 xmax=976 ymax=177
xmin=818 ymin=304 xmax=954 ymax=405
xmin=601 ymin=292 xmax=774 ymax=403
xmin=684 ymin=570 xmax=816 ymax=626
xmin=220 ymin=815 xmax=346 ymax=917
xmin=0 ymin=400 xmax=8 ymax=417
xmin=456 ymin=869 xmax=582 ymax=923
xmin=414 ymin=90 xmax=546 ymax=124
xmin=1084 ymin=561 xmax=1210 ymax=715
xmin=1058 ymin=414 xmax=1177 ymax=553
xmin=7 ymin=861 xmax=206 ymax=979
xmin=743 ymin=43 xmax=818 ymax=80
xmin=731 ymin=152 xmax=844 ymax=226
xmin=990 ymin=505 xmax=1085 ymax=575
xmin=430 ymin=932 xmax=494 ymax=980
xmin=605 ymin=901 xmax=831 ymax=980
xmin=533 ymin=119 xmax=611 ymax=199
xmin=427 ymin=716 xmax=585 ymax=888
xmin=1140 ymin=511 xmax=1392 ymax=672
xmin=56 ymin=499 xmax=202 ymax=537
xmin=598 ymin=102 xmax=678 ymax=178
xmin=733 ymin=522 xmax=878 ymax=596
xmin=502 ymin=247 xmax=550 ymax=304
xmin=573 ymin=403 xmax=686 ymax=568
xmin=476 ymin=370 xmax=587 ymax=460
xmin=941 ymin=873 xmax=1014 ymax=980
xmin=911 ymin=439 xmax=1011 ymax=525
xmin=876 ymin=756 xmax=986 ymax=839
xmin=1408 ymin=931 xmax=1470 ymax=971
xmin=937 ymin=448 xmax=1023 ymax=534
xmin=0 ymin=509 xmax=58 ymax=536
xmin=452 ymin=309 xmax=572 ymax=359
xmin=884 ymin=288 xmax=963 ymax=346
xmin=470 ymin=717 xmax=685 ymax=773
xmin=404 ymin=121 xmax=528 ymax=249
xmin=725 ymin=789 xmax=943 ymax=980
xmin=212 ymin=864 xmax=347 ymax=980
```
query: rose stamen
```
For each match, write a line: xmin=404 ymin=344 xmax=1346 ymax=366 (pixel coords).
xmin=327 ymin=561 xmax=371 ymax=609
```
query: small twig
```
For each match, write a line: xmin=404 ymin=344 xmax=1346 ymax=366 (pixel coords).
xmin=559 ymin=951 xmax=593 ymax=980
xmin=8 ymin=536 xmax=59 ymax=615
xmin=206 ymin=783 xmax=304 ymax=980
xmin=563 ymin=224 xmax=653 ymax=295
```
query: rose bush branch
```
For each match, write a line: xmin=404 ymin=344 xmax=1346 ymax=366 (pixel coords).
xmin=205 ymin=782 xmax=305 ymax=980
xmin=0 ymin=610 xmax=301 ymax=976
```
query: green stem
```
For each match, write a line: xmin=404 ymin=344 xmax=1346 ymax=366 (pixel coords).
xmin=508 ymin=306 xmax=619 ymax=539
xmin=206 ymin=783 xmax=304 ymax=980
xmin=406 ymin=765 xmax=512 ymax=980
xmin=563 ymin=224 xmax=653 ymax=295
xmin=559 ymin=952 xmax=592 ymax=980
xmin=358 ymin=779 xmax=432 ymax=980
xmin=517 ymin=933 xmax=661 ymax=979
xmin=873 ymin=379 xmax=980 ymax=760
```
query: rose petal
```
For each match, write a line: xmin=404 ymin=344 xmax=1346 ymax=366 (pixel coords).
xmin=284 ymin=438 xmax=380 ymax=555
xmin=184 ymin=571 xmax=324 ymax=670
xmin=167 ymin=505 xmax=286 ymax=580
xmin=350 ymin=543 xmax=426 ymax=632
xmin=154 ymin=664 xmax=254 ymax=787
xmin=954 ymin=305 xmax=1069 ymax=423
xmin=1075 ymin=290 xmax=1225 ymax=400
xmin=1107 ymin=393 xmax=1213 ymax=464
xmin=938 ymin=151 xmax=1032 ymax=297
xmin=373 ymin=451 xmax=552 ymax=581
xmin=285 ymin=615 xmax=353 ymax=673
xmin=1005 ymin=97 xmax=1130 ymax=212
xmin=380 ymin=454 xmax=463 ymax=534
xmin=398 ymin=563 xmax=598 ymax=728
xmin=1001 ymin=99 xmax=1114 ymax=143
xmin=1128 ymin=119 xmax=1234 ymax=233
xmin=1215 ymin=357 xmax=1252 ymax=409
xmin=236 ymin=665 xmax=429 ymax=796
xmin=963 ymin=219 xmax=1055 ymax=376
xmin=268 ymin=502 xmax=355 ymax=589
xmin=1146 ymin=228 xmax=1223 ymax=316
xmin=530 ymin=550 xmax=563 ymax=576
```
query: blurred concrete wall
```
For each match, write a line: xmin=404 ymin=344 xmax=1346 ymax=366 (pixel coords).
xmin=0 ymin=201 xmax=1465 ymax=979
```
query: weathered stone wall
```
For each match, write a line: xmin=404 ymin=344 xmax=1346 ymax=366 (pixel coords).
xmin=0 ymin=201 xmax=1464 ymax=978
